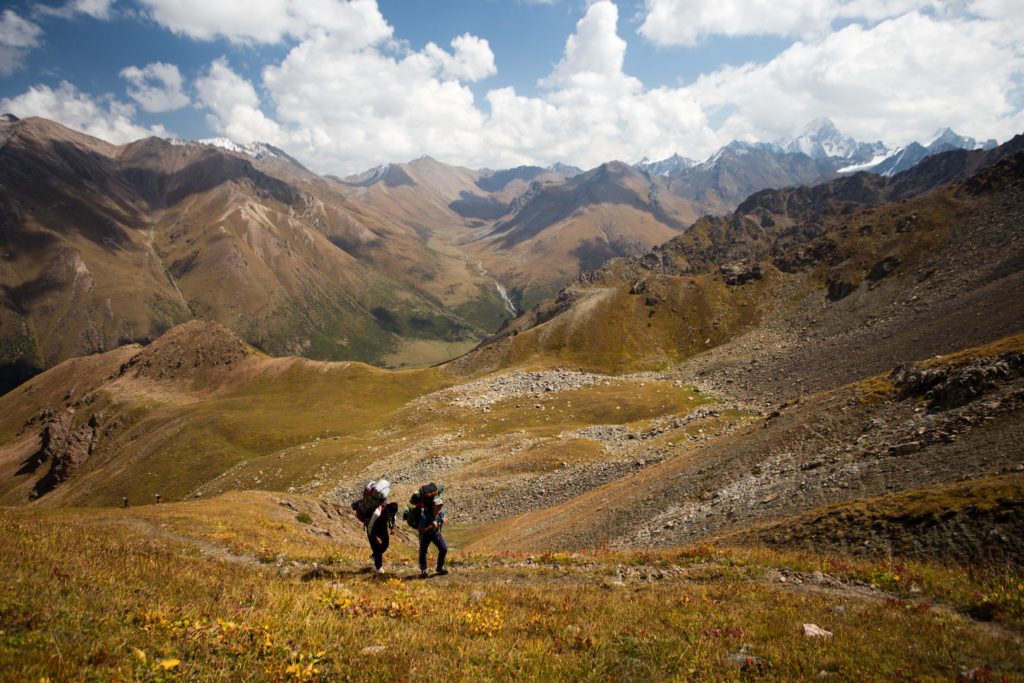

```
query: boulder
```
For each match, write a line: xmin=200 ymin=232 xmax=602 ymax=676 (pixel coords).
xmin=719 ymin=260 xmax=763 ymax=285
xmin=826 ymin=277 xmax=857 ymax=301
xmin=866 ymin=255 xmax=900 ymax=283
xmin=803 ymin=623 xmax=833 ymax=638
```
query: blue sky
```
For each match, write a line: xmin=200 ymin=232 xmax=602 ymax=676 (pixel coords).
xmin=1 ymin=0 xmax=1021 ymax=174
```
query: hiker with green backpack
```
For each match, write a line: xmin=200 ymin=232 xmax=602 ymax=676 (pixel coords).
xmin=418 ymin=495 xmax=448 ymax=577
xmin=403 ymin=483 xmax=448 ymax=577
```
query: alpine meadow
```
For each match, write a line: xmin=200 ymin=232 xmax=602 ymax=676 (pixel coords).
xmin=0 ymin=0 xmax=1023 ymax=681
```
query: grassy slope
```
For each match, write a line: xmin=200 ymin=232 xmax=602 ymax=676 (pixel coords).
xmin=0 ymin=345 xmax=450 ymax=507
xmin=457 ymin=269 xmax=770 ymax=375
xmin=197 ymin=374 xmax=710 ymax=504
xmin=0 ymin=493 xmax=1020 ymax=681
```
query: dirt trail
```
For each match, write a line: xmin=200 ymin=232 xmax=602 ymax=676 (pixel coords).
xmin=109 ymin=517 xmax=268 ymax=569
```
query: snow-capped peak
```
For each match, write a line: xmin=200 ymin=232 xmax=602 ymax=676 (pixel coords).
xmin=198 ymin=137 xmax=247 ymax=154
xmin=774 ymin=118 xmax=888 ymax=163
xmin=801 ymin=117 xmax=841 ymax=138
xmin=925 ymin=127 xmax=993 ymax=152
xmin=634 ymin=153 xmax=696 ymax=176
xmin=200 ymin=137 xmax=286 ymax=160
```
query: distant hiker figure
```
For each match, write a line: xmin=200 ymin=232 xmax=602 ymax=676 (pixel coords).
xmin=122 ymin=496 xmax=128 ymax=508
xmin=351 ymin=479 xmax=397 ymax=574
xmin=154 ymin=493 xmax=161 ymax=504
xmin=418 ymin=495 xmax=448 ymax=578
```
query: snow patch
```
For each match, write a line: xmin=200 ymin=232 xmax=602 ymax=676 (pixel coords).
xmin=836 ymin=151 xmax=894 ymax=174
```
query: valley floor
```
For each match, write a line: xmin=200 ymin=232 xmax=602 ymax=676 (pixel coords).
xmin=1 ymin=493 xmax=1021 ymax=682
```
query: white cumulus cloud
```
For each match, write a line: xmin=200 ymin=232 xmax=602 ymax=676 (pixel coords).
xmin=0 ymin=9 xmax=43 ymax=75
xmin=424 ymin=34 xmax=497 ymax=82
xmin=71 ymin=0 xmax=116 ymax=18
xmin=541 ymin=0 xmax=629 ymax=87
xmin=28 ymin=0 xmax=1016 ymax=174
xmin=120 ymin=61 xmax=190 ymax=112
xmin=638 ymin=0 xmax=940 ymax=45
xmin=684 ymin=11 xmax=1024 ymax=146
xmin=194 ymin=58 xmax=284 ymax=144
xmin=136 ymin=0 xmax=391 ymax=45
xmin=0 ymin=81 xmax=169 ymax=143
xmin=260 ymin=31 xmax=490 ymax=170
xmin=488 ymin=0 xmax=711 ymax=168
xmin=188 ymin=0 xmax=1021 ymax=174
xmin=243 ymin=0 xmax=713 ymax=172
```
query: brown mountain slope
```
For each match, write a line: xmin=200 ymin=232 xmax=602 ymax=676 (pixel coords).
xmin=0 ymin=117 xmax=485 ymax=391
xmin=453 ymin=139 xmax=1024 ymax=392
xmin=339 ymin=156 xmax=496 ymax=230
xmin=447 ymin=142 xmax=1024 ymax=553
xmin=340 ymin=157 xmax=702 ymax=315
xmin=465 ymin=161 xmax=700 ymax=310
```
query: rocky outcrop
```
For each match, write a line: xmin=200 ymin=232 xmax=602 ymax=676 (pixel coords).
xmin=892 ymin=352 xmax=1024 ymax=411
xmin=771 ymin=236 xmax=840 ymax=273
xmin=119 ymin=320 xmax=252 ymax=380
xmin=26 ymin=408 xmax=99 ymax=499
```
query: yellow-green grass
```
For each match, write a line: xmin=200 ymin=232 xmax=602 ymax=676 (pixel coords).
xmin=476 ymin=272 xmax=769 ymax=375
xmin=379 ymin=339 xmax=481 ymax=370
xmin=458 ymin=439 xmax=608 ymax=478
xmin=706 ymin=544 xmax=1024 ymax=631
xmin=1 ymin=496 xmax=1021 ymax=681
xmin=97 ymin=363 xmax=447 ymax=502
xmin=200 ymin=378 xmax=713 ymax=498
xmin=917 ymin=331 xmax=1024 ymax=367
xmin=1 ymin=359 xmax=452 ymax=508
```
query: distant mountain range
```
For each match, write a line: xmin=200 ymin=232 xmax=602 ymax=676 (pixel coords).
xmin=626 ymin=119 xmax=1000 ymax=216
xmin=0 ymin=113 xmax=1014 ymax=392
xmin=0 ymin=116 xmax=510 ymax=391
xmin=640 ymin=118 xmax=995 ymax=177
xmin=773 ymin=117 xmax=888 ymax=163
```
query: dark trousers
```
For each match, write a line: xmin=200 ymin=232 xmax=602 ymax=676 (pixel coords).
xmin=418 ymin=529 xmax=447 ymax=571
xmin=369 ymin=526 xmax=390 ymax=569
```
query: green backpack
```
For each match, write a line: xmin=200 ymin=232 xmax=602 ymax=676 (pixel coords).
xmin=402 ymin=483 xmax=443 ymax=528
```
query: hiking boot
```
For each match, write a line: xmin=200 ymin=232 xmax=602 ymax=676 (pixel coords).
xmin=420 ymin=569 xmax=428 ymax=578
xmin=376 ymin=567 xmax=385 ymax=575
xmin=435 ymin=568 xmax=449 ymax=576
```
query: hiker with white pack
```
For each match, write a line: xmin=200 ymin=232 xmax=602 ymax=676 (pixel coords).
xmin=351 ymin=479 xmax=398 ymax=574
